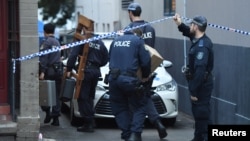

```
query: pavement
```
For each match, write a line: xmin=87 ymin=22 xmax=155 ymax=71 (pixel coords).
xmin=39 ymin=109 xmax=195 ymax=141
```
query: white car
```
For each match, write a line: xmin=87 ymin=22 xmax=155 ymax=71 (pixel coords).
xmin=61 ymin=34 xmax=178 ymax=126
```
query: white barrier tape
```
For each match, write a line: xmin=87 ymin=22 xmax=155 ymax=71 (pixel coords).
xmin=181 ymin=17 xmax=250 ymax=36
xmin=12 ymin=16 xmax=250 ymax=73
xmin=12 ymin=16 xmax=173 ymax=73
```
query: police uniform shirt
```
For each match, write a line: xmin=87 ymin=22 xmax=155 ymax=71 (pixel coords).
xmin=125 ymin=20 xmax=156 ymax=48
xmin=39 ymin=36 xmax=61 ymax=73
xmin=178 ymin=23 xmax=214 ymax=97
xmin=66 ymin=39 xmax=109 ymax=72
xmin=109 ymin=31 xmax=151 ymax=78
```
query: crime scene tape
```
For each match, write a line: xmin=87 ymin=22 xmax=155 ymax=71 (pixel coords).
xmin=181 ymin=17 xmax=250 ymax=35
xmin=12 ymin=16 xmax=250 ymax=73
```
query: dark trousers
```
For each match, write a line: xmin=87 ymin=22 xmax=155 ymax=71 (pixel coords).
xmin=77 ymin=70 xmax=99 ymax=123
xmin=192 ymin=103 xmax=212 ymax=141
xmin=109 ymin=79 xmax=148 ymax=140
xmin=145 ymin=96 xmax=159 ymax=123
xmin=191 ymin=76 xmax=213 ymax=141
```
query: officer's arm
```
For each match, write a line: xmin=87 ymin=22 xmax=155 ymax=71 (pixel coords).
xmin=178 ymin=23 xmax=193 ymax=38
xmin=39 ymin=41 xmax=50 ymax=73
xmin=100 ymin=41 xmax=109 ymax=67
xmin=66 ymin=45 xmax=82 ymax=72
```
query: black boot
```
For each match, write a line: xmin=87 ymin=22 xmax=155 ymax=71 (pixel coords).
xmin=51 ymin=117 xmax=60 ymax=126
xmin=127 ymin=132 xmax=142 ymax=141
xmin=154 ymin=119 xmax=168 ymax=139
xmin=77 ymin=122 xmax=94 ymax=132
xmin=77 ymin=118 xmax=95 ymax=132
xmin=44 ymin=111 xmax=52 ymax=124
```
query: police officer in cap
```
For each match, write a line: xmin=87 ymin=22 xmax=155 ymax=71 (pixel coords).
xmin=173 ymin=13 xmax=214 ymax=141
xmin=108 ymin=29 xmax=151 ymax=141
xmin=39 ymin=23 xmax=63 ymax=126
xmin=125 ymin=2 xmax=168 ymax=139
xmin=66 ymin=31 xmax=109 ymax=132
xmin=125 ymin=3 xmax=155 ymax=48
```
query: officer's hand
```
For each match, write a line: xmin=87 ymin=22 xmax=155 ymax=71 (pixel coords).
xmin=39 ymin=72 xmax=45 ymax=80
xmin=66 ymin=71 xmax=71 ymax=78
xmin=141 ymin=77 xmax=149 ymax=83
xmin=173 ymin=13 xmax=182 ymax=26
xmin=190 ymin=96 xmax=198 ymax=101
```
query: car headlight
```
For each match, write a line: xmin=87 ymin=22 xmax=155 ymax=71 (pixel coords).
xmin=155 ymin=79 xmax=177 ymax=92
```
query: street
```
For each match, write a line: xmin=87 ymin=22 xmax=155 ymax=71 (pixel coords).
xmin=39 ymin=109 xmax=194 ymax=141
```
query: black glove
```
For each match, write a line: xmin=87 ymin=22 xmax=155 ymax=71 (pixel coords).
xmin=183 ymin=66 xmax=192 ymax=80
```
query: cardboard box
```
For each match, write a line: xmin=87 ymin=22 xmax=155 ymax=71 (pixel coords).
xmin=137 ymin=45 xmax=164 ymax=79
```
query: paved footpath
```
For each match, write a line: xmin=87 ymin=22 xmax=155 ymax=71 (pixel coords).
xmin=40 ymin=110 xmax=194 ymax=141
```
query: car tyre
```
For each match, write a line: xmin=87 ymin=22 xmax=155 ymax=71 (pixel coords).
xmin=167 ymin=117 xmax=176 ymax=126
xmin=162 ymin=117 xmax=176 ymax=127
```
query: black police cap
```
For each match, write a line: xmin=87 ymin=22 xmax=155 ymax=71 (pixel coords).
xmin=191 ymin=16 xmax=207 ymax=27
xmin=127 ymin=3 xmax=141 ymax=12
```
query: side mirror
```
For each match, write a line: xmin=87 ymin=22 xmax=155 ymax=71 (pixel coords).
xmin=161 ymin=60 xmax=172 ymax=68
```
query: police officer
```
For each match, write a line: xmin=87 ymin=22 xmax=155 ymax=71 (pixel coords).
xmin=108 ymin=29 xmax=151 ymax=141
xmin=66 ymin=32 xmax=109 ymax=132
xmin=125 ymin=2 xmax=168 ymax=139
xmin=125 ymin=3 xmax=155 ymax=48
xmin=39 ymin=23 xmax=63 ymax=126
xmin=173 ymin=13 xmax=214 ymax=141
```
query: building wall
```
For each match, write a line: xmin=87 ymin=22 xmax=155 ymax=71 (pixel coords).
xmin=156 ymin=37 xmax=250 ymax=124
xmin=17 ymin=0 xmax=40 ymax=139
xmin=136 ymin=0 xmax=250 ymax=47
xmin=76 ymin=0 xmax=120 ymax=32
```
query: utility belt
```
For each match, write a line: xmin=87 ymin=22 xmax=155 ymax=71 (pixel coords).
xmin=85 ymin=61 xmax=100 ymax=69
xmin=185 ymin=71 xmax=211 ymax=82
xmin=109 ymin=68 xmax=137 ymax=79
xmin=46 ymin=62 xmax=63 ymax=77
xmin=120 ymin=72 xmax=137 ymax=77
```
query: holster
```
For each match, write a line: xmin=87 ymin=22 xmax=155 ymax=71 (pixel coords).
xmin=46 ymin=62 xmax=63 ymax=78
xmin=110 ymin=68 xmax=120 ymax=80
xmin=104 ymin=73 xmax=109 ymax=84
xmin=141 ymin=73 xmax=157 ymax=96
xmin=52 ymin=62 xmax=63 ymax=74
xmin=203 ymin=72 xmax=211 ymax=82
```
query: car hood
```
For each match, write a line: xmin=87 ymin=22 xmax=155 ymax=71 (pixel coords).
xmin=98 ymin=65 xmax=172 ymax=87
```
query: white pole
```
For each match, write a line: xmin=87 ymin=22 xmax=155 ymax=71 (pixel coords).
xmin=182 ymin=0 xmax=187 ymax=72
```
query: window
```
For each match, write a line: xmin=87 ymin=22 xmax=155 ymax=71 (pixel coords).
xmin=164 ymin=0 xmax=176 ymax=16
xmin=121 ymin=0 xmax=133 ymax=9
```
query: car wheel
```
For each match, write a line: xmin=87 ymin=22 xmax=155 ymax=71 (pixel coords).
xmin=162 ymin=117 xmax=176 ymax=127
xmin=70 ymin=101 xmax=83 ymax=127
xmin=167 ymin=117 xmax=176 ymax=126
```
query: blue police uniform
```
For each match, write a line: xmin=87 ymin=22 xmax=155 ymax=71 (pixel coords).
xmin=108 ymin=31 xmax=151 ymax=140
xmin=125 ymin=21 xmax=155 ymax=48
xmin=66 ymin=37 xmax=108 ymax=131
xmin=125 ymin=20 xmax=168 ymax=139
xmin=39 ymin=36 xmax=63 ymax=124
xmin=178 ymin=23 xmax=214 ymax=141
